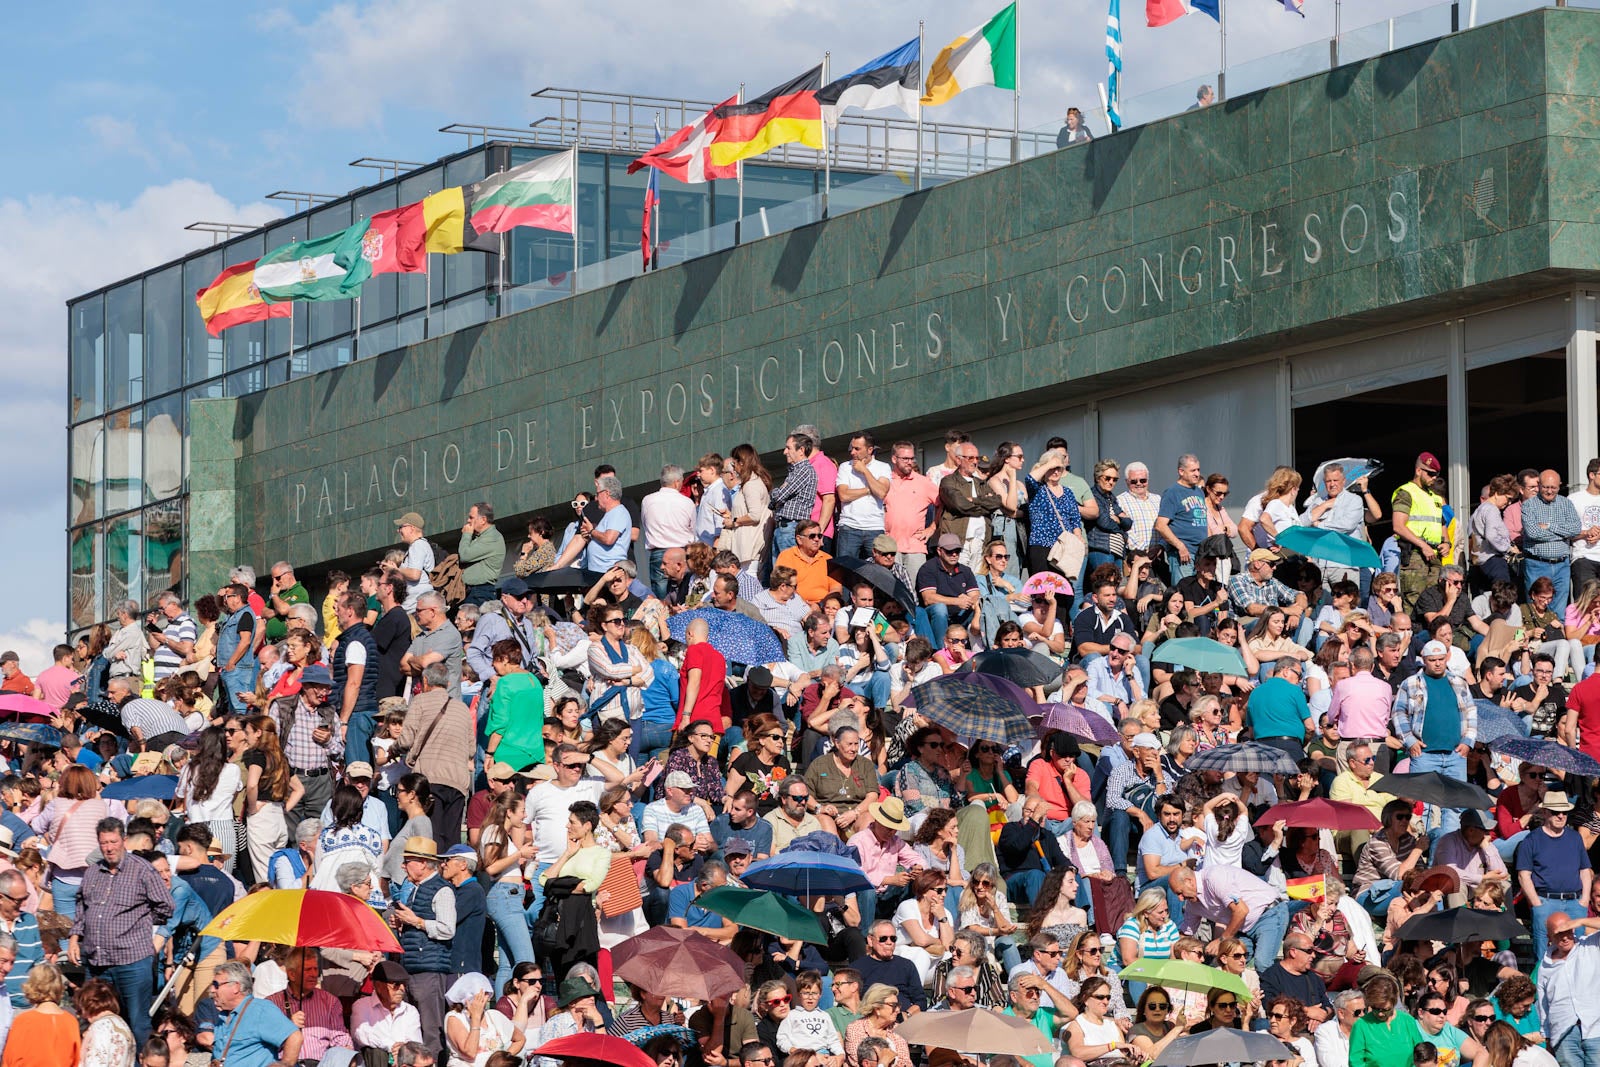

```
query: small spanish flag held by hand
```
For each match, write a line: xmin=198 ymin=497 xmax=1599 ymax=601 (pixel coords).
xmin=1287 ymin=875 xmax=1327 ymax=902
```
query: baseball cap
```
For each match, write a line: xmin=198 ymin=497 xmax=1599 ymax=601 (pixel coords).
xmin=871 ymin=534 xmax=898 ymax=555
xmin=1420 ymin=640 xmax=1450 ymax=658
xmin=394 ymin=511 xmax=426 ymax=530
xmin=723 ymin=836 xmax=754 ymax=858
xmin=1417 ymin=452 xmax=1442 ymax=473
xmin=1130 ymin=732 xmax=1162 ymax=751
xmin=936 ymin=533 xmax=962 ymax=550
xmin=344 ymin=762 xmax=374 ymax=780
xmin=664 ymin=771 xmax=695 ymax=791
xmin=497 ymin=577 xmax=532 ymax=598
xmin=746 ymin=666 xmax=774 ymax=688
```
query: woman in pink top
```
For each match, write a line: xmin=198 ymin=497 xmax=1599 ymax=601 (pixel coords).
xmin=30 ymin=766 xmax=125 ymax=924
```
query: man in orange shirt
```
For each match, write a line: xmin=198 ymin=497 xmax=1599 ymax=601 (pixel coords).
xmin=0 ymin=654 xmax=31 ymax=696
xmin=774 ymin=521 xmax=841 ymax=608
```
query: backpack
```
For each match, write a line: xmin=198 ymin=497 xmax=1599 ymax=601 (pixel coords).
xmin=427 ymin=540 xmax=465 ymax=608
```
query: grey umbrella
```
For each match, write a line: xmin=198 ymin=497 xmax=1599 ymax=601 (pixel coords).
xmin=1151 ymin=1027 xmax=1296 ymax=1066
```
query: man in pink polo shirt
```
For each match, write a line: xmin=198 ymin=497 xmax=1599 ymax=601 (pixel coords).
xmin=845 ymin=796 xmax=921 ymax=920
xmin=884 ymin=441 xmax=939 ymax=582
xmin=794 ymin=423 xmax=838 ymax=550
xmin=1326 ymin=646 xmax=1393 ymax=767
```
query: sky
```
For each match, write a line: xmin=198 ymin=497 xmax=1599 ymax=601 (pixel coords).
xmin=0 ymin=0 xmax=1461 ymax=672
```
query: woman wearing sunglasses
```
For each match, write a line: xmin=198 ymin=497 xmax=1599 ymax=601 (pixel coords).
xmin=963 ymin=740 xmax=1019 ymax=813
xmin=754 ymin=980 xmax=793 ymax=1063
xmin=1213 ymin=937 xmax=1262 ymax=1028
xmin=1264 ymin=996 xmax=1317 ymax=1067
xmin=1128 ymin=985 xmax=1191 ymax=1064
xmin=1190 ymin=986 xmax=1244 ymax=1034
xmin=1413 ymin=990 xmax=1484 ymax=1066
xmin=1062 ymin=930 xmax=1131 ymax=1021
xmin=1064 ymin=976 xmax=1133 ymax=1064
xmin=1348 ymin=973 xmax=1423 ymax=1067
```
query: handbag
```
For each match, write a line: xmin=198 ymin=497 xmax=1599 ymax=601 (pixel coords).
xmin=1042 ymin=489 xmax=1086 ymax=576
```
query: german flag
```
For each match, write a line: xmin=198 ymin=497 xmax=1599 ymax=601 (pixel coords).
xmin=709 ymin=66 xmax=824 ymax=167
xmin=194 ymin=259 xmax=293 ymax=336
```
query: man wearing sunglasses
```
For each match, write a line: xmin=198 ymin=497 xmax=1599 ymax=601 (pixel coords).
xmin=916 ymin=533 xmax=982 ymax=642
xmin=849 ymin=919 xmax=927 ymax=1012
xmin=1537 ymin=911 xmax=1600 ymax=1066
xmin=1312 ymin=988 xmax=1366 ymax=1067
xmin=1259 ymin=933 xmax=1331 ymax=1026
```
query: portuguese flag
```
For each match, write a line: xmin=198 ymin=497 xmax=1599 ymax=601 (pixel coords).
xmin=710 ymin=66 xmax=825 ymax=167
xmin=194 ymin=259 xmax=292 ymax=336
xmin=922 ymin=3 xmax=1018 ymax=107
xmin=468 ymin=151 xmax=575 ymax=236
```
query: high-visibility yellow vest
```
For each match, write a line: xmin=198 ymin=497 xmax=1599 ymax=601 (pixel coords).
xmin=1391 ymin=480 xmax=1444 ymax=546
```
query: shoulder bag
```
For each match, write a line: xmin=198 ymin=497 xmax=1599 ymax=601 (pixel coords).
xmin=1043 ymin=488 xmax=1087 ymax=577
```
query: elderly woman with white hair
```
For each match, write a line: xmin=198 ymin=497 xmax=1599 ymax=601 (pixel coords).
xmin=318 ymin=861 xmax=385 ymax=1004
xmin=444 ymin=972 xmax=525 ymax=1067
xmin=1061 ymin=801 xmax=1117 ymax=890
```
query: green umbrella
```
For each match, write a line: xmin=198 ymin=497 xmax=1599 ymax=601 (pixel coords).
xmin=1149 ymin=637 xmax=1248 ymax=676
xmin=1273 ymin=525 xmax=1381 ymax=569
xmin=1117 ymin=957 xmax=1252 ymax=1000
xmin=693 ymin=885 xmax=828 ymax=944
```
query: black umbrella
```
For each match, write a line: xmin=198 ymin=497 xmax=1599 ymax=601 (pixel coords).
xmin=958 ymin=648 xmax=1064 ymax=688
xmin=1397 ymin=906 xmax=1526 ymax=944
xmin=521 ymin=567 xmax=608 ymax=593
xmin=831 ymin=556 xmax=918 ymax=614
xmin=1374 ymin=771 xmax=1493 ymax=811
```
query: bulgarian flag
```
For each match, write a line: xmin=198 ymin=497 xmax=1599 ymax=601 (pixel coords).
xmin=921 ymin=3 xmax=1018 ymax=107
xmin=1286 ymin=875 xmax=1327 ymax=902
xmin=256 ymin=223 xmax=373 ymax=303
xmin=194 ymin=259 xmax=292 ymax=336
xmin=469 ymin=151 xmax=575 ymax=236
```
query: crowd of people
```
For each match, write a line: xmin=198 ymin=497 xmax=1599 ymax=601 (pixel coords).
xmin=10 ymin=427 xmax=1600 ymax=1067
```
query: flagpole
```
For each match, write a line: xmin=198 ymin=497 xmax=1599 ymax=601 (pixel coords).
xmin=1218 ymin=0 xmax=1228 ymax=102
xmin=424 ymin=254 xmax=432 ymax=339
xmin=497 ymin=233 xmax=507 ymax=312
xmin=1012 ymin=1 xmax=1022 ymax=163
xmin=570 ymin=144 xmax=580 ymax=296
xmin=354 ymin=294 xmax=362 ymax=354
xmin=287 ymin=302 xmax=295 ymax=368
xmin=915 ymin=20 xmax=925 ymax=192
xmin=822 ymin=52 xmax=832 ymax=220
xmin=735 ymin=83 xmax=745 ymax=247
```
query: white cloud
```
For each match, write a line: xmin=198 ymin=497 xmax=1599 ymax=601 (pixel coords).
xmin=0 ymin=620 xmax=67 ymax=678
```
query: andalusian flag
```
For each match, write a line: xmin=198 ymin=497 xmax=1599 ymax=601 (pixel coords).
xmin=709 ymin=67 xmax=825 ymax=167
xmin=468 ymin=152 xmax=575 ymax=236
xmin=256 ymin=224 xmax=373 ymax=303
xmin=922 ymin=4 xmax=1018 ymax=107
xmin=194 ymin=260 xmax=292 ymax=336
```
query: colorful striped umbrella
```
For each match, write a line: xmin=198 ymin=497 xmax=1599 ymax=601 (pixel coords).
xmin=200 ymin=889 xmax=400 ymax=951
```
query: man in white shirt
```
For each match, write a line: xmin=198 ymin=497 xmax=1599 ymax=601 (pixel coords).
xmin=1312 ymin=988 xmax=1365 ymax=1067
xmin=835 ymin=432 xmax=892 ymax=562
xmin=641 ymin=771 xmax=713 ymax=846
xmin=1537 ymin=911 xmax=1600 ymax=1066
xmin=351 ymin=960 xmax=424 ymax=1052
xmin=523 ymin=745 xmax=602 ymax=914
xmin=1569 ymin=458 xmax=1600 ymax=591
xmin=641 ymin=465 xmax=697 ymax=599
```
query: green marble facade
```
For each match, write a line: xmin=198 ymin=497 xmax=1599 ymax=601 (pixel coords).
xmin=189 ymin=7 xmax=1600 ymax=592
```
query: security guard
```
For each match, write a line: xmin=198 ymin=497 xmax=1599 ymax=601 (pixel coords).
xmin=1391 ymin=451 xmax=1450 ymax=615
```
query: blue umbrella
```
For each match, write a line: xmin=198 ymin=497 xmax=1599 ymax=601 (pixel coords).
xmin=1308 ymin=458 xmax=1383 ymax=501
xmin=102 ymin=774 xmax=180 ymax=801
xmin=666 ymin=609 xmax=783 ymax=665
xmin=1149 ymin=636 xmax=1248 ymax=676
xmin=622 ymin=1024 xmax=699 ymax=1050
xmin=1491 ymin=736 xmax=1600 ymax=777
xmin=1475 ymin=700 xmax=1528 ymax=745
xmin=0 ymin=723 xmax=62 ymax=748
xmin=742 ymin=851 xmax=873 ymax=897
xmin=1273 ymin=525 xmax=1381 ymax=569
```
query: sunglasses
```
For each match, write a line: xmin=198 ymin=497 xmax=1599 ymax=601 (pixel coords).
xmin=1087 ymin=993 xmax=1111 ymax=1002
xmin=937 ymin=547 xmax=960 ymax=555
xmin=1472 ymin=1015 xmax=1495 ymax=1023
xmin=949 ymin=984 xmax=976 ymax=993
xmin=800 ymin=533 xmax=823 ymax=541
xmin=1127 ymin=478 xmax=1148 ymax=485
xmin=604 ymin=618 xmax=626 ymax=626
xmin=948 ymin=637 xmax=969 ymax=646
xmin=562 ymin=762 xmax=587 ymax=769
xmin=1146 ymin=1001 xmax=1170 ymax=1010
xmin=1079 ymin=946 xmax=1103 ymax=955
xmin=1223 ymin=951 xmax=1247 ymax=959
xmin=766 ymin=996 xmax=791 ymax=1007
xmin=1216 ymin=1001 xmax=1238 ymax=1009
xmin=874 ymin=935 xmax=896 ymax=942
xmin=1419 ymin=1006 xmax=1445 ymax=1016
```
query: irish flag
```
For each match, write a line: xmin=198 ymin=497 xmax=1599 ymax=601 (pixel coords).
xmin=468 ymin=151 xmax=575 ymax=236
xmin=922 ymin=3 xmax=1018 ymax=107
xmin=255 ymin=223 xmax=374 ymax=303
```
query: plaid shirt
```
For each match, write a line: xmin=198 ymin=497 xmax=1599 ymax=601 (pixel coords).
xmin=1521 ymin=495 xmax=1581 ymax=560
xmin=1227 ymin=574 xmax=1299 ymax=612
xmin=1104 ymin=759 xmax=1162 ymax=814
xmin=770 ymin=461 xmax=819 ymax=523
xmin=283 ymin=697 xmax=343 ymax=771
xmin=1392 ymin=670 xmax=1477 ymax=750
xmin=71 ymin=852 xmax=174 ymax=966
xmin=734 ymin=569 xmax=764 ymax=601
xmin=1118 ymin=491 xmax=1161 ymax=552
xmin=269 ymin=987 xmax=351 ymax=1060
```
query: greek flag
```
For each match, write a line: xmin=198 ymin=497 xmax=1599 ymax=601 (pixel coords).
xmin=1106 ymin=0 xmax=1124 ymax=130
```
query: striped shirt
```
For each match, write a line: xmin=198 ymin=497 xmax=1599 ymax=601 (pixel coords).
xmin=268 ymin=987 xmax=351 ymax=1061
xmin=152 ymin=612 xmax=196 ymax=679
xmin=770 ymin=461 xmax=819 ymax=523
xmin=120 ymin=698 xmax=189 ymax=739
xmin=283 ymin=699 xmax=342 ymax=771
xmin=1116 ymin=915 xmax=1181 ymax=962
xmin=1521 ymin=495 xmax=1582 ymax=561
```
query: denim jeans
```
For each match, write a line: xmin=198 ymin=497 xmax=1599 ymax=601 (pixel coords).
xmin=834 ymin=526 xmax=880 ymax=562
xmin=1495 ymin=829 xmax=1529 ymax=864
xmin=923 ymin=603 xmax=974 ymax=644
xmin=525 ymin=860 xmax=554 ymax=925
xmin=1553 ymin=1025 xmax=1600 ymax=1067
xmin=344 ymin=709 xmax=377 ymax=767
xmin=485 ymin=879 xmax=536 ymax=992
xmin=1144 ymin=873 xmax=1185 ymax=923
xmin=1409 ymin=750 xmax=1467 ymax=835
xmin=91 ymin=957 xmax=156 ymax=1045
xmin=1244 ymin=900 xmax=1293 ymax=973
xmin=1357 ymin=879 xmax=1402 ymax=916
xmin=1526 ymin=556 xmax=1573 ymax=618
xmin=52 ymin=878 xmax=80 ymax=928
xmin=629 ymin=719 xmax=676 ymax=762
xmin=1533 ymin=897 xmax=1589 ymax=965
xmin=772 ymin=522 xmax=799 ymax=557
xmin=1006 ymin=869 xmax=1046 ymax=907
xmin=1105 ymin=807 xmax=1139 ymax=874
xmin=648 ymin=547 xmax=669 ymax=599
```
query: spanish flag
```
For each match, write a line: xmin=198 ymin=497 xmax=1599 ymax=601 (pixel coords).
xmin=194 ymin=259 xmax=293 ymax=336
xmin=1286 ymin=875 xmax=1327 ymax=902
xmin=709 ymin=66 xmax=825 ymax=167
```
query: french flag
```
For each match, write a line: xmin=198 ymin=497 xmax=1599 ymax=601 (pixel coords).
xmin=1147 ymin=0 xmax=1219 ymax=27
xmin=1281 ymin=0 xmax=1306 ymax=14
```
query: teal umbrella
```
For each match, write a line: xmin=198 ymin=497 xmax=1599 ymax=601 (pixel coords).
xmin=693 ymin=885 xmax=828 ymax=944
xmin=1149 ymin=637 xmax=1247 ymax=675
xmin=1273 ymin=525 xmax=1381 ymax=569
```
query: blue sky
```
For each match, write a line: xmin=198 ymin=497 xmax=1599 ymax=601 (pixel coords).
xmin=0 ymin=0 xmax=1452 ymax=670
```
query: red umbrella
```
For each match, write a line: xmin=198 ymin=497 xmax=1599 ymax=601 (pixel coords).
xmin=1253 ymin=797 xmax=1380 ymax=832
xmin=532 ymin=1032 xmax=657 ymax=1067
xmin=0 ymin=695 xmax=56 ymax=720
xmin=610 ymin=926 xmax=746 ymax=1001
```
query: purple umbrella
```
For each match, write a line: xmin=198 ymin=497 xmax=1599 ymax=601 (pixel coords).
xmin=1036 ymin=702 xmax=1119 ymax=744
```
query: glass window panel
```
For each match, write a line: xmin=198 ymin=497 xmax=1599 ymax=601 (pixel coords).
xmin=221 ymin=237 xmax=268 ymax=370
xmin=70 ymin=296 xmax=104 ymax=423
xmin=144 ymin=265 xmax=184 ymax=398
xmin=104 ymin=405 xmax=144 ymax=515
xmin=305 ymin=203 xmax=355 ymax=345
xmin=397 ymin=167 xmax=444 ymax=317
xmin=607 ymin=154 xmax=647 ymax=261
xmin=291 ymin=340 xmax=353 ymax=380
xmin=70 ymin=420 xmax=103 ymax=526
xmin=106 ymin=512 xmax=142 ymax=616
xmin=396 ymin=312 xmax=426 ymax=350
xmin=69 ymin=525 xmax=103 ymax=630
xmin=183 ymin=249 xmax=226 ymax=387
xmin=145 ymin=500 xmax=185 ymax=601
xmin=357 ymin=320 xmax=397 ymax=360
xmin=144 ymin=393 xmax=183 ymax=504
xmin=437 ymin=294 xmax=487 ymax=336
xmin=444 ymin=151 xmax=490 ymax=300
xmin=225 ymin=365 xmax=269 ymax=397
xmin=505 ymin=148 xmax=597 ymax=286
xmin=104 ymin=281 xmax=144 ymax=411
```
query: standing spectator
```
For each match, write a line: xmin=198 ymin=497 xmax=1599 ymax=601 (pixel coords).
xmin=679 ymin=618 xmax=730 ymax=735
xmin=0 ymin=873 xmax=40 ymax=1009
xmin=1536 ymin=912 xmax=1600 ymax=1066
xmin=458 ymin=503 xmax=507 ymax=608
xmin=642 ymin=466 xmax=698 ymax=598
xmin=938 ymin=441 xmax=1001 ymax=569
xmin=466 ymin=579 xmax=545 ymax=697
xmin=401 ymin=594 xmax=465 ymax=699
xmin=835 ymin=432 xmax=892 ymax=561
xmin=1517 ymin=791 xmax=1593 ymax=965
xmin=1118 ymin=462 xmax=1160 ymax=558
xmin=1473 ymin=475 xmax=1520 ymax=589
xmin=3 ymin=963 xmax=78 ymax=1067
xmin=1392 ymin=640 xmax=1477 ymax=835
xmin=393 ymin=837 xmax=456 ymax=1056
xmin=1154 ymin=454 xmax=1207 ymax=583
xmin=1056 ymin=107 xmax=1092 ymax=147
xmin=1305 ymin=464 xmax=1381 ymax=587
xmin=885 ymin=441 xmax=938 ymax=583
xmin=208 ymin=959 xmax=304 ymax=1067
xmin=30 ymin=645 xmax=80 ymax=711
xmin=1169 ymin=863 xmax=1291 ymax=974
xmin=370 ymin=573 xmax=413 ymax=701
xmin=272 ymin=664 xmax=343 ymax=825
xmin=1568 ymin=459 xmax=1600 ymax=592
xmin=145 ymin=593 xmax=197 ymax=683
xmin=1523 ymin=470 xmax=1583 ymax=617
xmin=793 ymin=423 xmax=838 ymax=552
xmin=524 ymin=746 xmax=604 ymax=915
xmin=331 ymin=589 xmax=383 ymax=766
xmin=67 ymin=819 xmax=174 ymax=1044
xmin=400 ymin=664 xmax=476 ymax=847
xmin=392 ymin=512 xmax=436 ymax=612
xmin=1391 ymin=452 xmax=1449 ymax=615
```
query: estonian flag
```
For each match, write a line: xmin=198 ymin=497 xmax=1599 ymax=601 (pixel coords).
xmin=817 ymin=37 xmax=922 ymax=125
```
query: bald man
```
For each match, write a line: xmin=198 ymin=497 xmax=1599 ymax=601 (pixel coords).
xmin=1537 ymin=911 xmax=1600 ymax=1064
xmin=1523 ymin=469 xmax=1582 ymax=617
xmin=679 ymin=617 xmax=731 ymax=736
